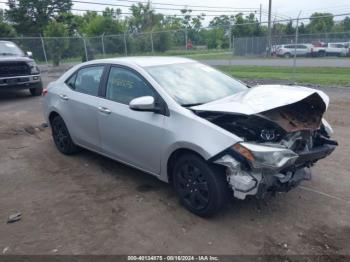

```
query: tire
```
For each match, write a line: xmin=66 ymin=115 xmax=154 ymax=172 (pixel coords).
xmin=318 ymin=51 xmax=326 ymax=57
xmin=172 ymin=153 xmax=229 ymax=217
xmin=30 ymin=86 xmax=43 ymax=96
xmin=51 ymin=115 xmax=79 ymax=155
xmin=284 ymin=53 xmax=291 ymax=58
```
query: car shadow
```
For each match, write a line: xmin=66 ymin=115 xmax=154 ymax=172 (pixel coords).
xmin=69 ymin=147 xmax=282 ymax=220
xmin=0 ymin=89 xmax=32 ymax=102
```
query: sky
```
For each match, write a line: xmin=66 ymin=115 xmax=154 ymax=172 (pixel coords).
xmin=1 ymin=0 xmax=350 ymax=25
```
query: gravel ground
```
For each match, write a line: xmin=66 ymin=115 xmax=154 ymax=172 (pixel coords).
xmin=0 ymin=73 xmax=349 ymax=256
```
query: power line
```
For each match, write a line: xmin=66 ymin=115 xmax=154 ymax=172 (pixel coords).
xmin=71 ymin=8 xmax=254 ymax=16
xmin=1 ymin=1 xmax=349 ymax=25
xmin=72 ymin=0 xmax=259 ymax=13
xmin=113 ymin=0 xmax=259 ymax=10
xmin=0 ymin=1 xmax=258 ymax=16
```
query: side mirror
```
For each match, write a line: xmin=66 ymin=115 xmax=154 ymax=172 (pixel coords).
xmin=26 ymin=51 xmax=33 ymax=58
xmin=129 ymin=96 xmax=156 ymax=112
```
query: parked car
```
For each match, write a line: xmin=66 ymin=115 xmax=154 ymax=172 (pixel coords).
xmin=276 ymin=44 xmax=314 ymax=58
xmin=0 ymin=41 xmax=43 ymax=96
xmin=312 ymin=42 xmax=348 ymax=57
xmin=42 ymin=57 xmax=337 ymax=216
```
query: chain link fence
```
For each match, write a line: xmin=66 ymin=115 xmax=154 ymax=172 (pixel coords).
xmin=0 ymin=28 xmax=234 ymax=64
xmin=2 ymin=29 xmax=349 ymax=64
xmin=233 ymin=31 xmax=350 ymax=56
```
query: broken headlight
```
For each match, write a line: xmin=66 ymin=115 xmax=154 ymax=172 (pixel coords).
xmin=233 ymin=142 xmax=298 ymax=170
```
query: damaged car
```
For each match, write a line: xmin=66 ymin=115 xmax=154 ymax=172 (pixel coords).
xmin=42 ymin=57 xmax=337 ymax=216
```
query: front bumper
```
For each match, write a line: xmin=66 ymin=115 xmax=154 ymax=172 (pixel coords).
xmin=215 ymin=144 xmax=336 ymax=200
xmin=0 ymin=75 xmax=42 ymax=90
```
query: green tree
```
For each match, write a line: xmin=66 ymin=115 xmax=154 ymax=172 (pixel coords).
xmin=129 ymin=2 xmax=162 ymax=33
xmin=0 ymin=9 xmax=4 ymax=22
xmin=233 ymin=13 xmax=262 ymax=37
xmin=285 ymin=20 xmax=295 ymax=35
xmin=307 ymin=12 xmax=334 ymax=33
xmin=0 ymin=22 xmax=17 ymax=38
xmin=82 ymin=9 xmax=126 ymax=56
xmin=43 ymin=21 xmax=68 ymax=66
xmin=6 ymin=0 xmax=72 ymax=35
xmin=298 ymin=22 xmax=307 ymax=34
xmin=341 ymin=17 xmax=350 ymax=31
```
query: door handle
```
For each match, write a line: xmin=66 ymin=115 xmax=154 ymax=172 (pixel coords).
xmin=98 ymin=107 xmax=111 ymax=115
xmin=59 ymin=94 xmax=69 ymax=101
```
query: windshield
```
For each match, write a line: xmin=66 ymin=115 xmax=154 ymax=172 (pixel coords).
xmin=0 ymin=42 xmax=24 ymax=56
xmin=146 ymin=62 xmax=247 ymax=106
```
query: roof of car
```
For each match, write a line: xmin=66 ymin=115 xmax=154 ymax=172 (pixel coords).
xmin=91 ymin=56 xmax=195 ymax=67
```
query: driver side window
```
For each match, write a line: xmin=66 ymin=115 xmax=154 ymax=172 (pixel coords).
xmin=106 ymin=67 xmax=155 ymax=105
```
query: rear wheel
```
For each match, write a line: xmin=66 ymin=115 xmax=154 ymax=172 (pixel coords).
xmin=29 ymin=86 xmax=43 ymax=96
xmin=284 ymin=53 xmax=291 ymax=58
xmin=318 ymin=51 xmax=326 ymax=57
xmin=51 ymin=115 xmax=79 ymax=155
xmin=172 ymin=153 xmax=229 ymax=217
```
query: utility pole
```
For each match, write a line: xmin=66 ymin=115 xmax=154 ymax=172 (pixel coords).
xmin=293 ymin=11 xmax=302 ymax=79
xmin=259 ymin=4 xmax=262 ymax=24
xmin=267 ymin=0 xmax=272 ymax=56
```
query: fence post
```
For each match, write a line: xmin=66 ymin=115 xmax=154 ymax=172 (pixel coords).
xmin=83 ymin=38 xmax=88 ymax=62
xmin=150 ymin=31 xmax=154 ymax=53
xmin=40 ymin=36 xmax=48 ymax=65
xmin=293 ymin=11 xmax=302 ymax=79
xmin=101 ymin=33 xmax=105 ymax=58
xmin=245 ymin=38 xmax=248 ymax=56
xmin=185 ymin=28 xmax=188 ymax=51
xmin=232 ymin=34 xmax=235 ymax=56
xmin=123 ymin=32 xmax=128 ymax=56
xmin=229 ymin=25 xmax=232 ymax=51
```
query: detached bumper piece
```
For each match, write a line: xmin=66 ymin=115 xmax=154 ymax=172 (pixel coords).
xmin=226 ymin=167 xmax=312 ymax=200
xmin=294 ymin=144 xmax=337 ymax=168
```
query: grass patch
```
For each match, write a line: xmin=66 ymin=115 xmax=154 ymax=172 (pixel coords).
xmin=37 ymin=49 xmax=233 ymax=65
xmin=217 ymin=65 xmax=350 ymax=86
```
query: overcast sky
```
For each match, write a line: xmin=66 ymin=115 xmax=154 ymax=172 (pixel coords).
xmin=1 ymin=0 xmax=350 ymax=24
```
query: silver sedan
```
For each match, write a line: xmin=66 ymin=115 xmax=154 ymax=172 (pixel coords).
xmin=43 ymin=57 xmax=337 ymax=216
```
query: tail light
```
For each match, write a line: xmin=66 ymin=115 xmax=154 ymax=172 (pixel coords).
xmin=42 ymin=88 xmax=48 ymax=96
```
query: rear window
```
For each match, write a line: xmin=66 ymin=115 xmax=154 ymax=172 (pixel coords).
xmin=66 ymin=66 xmax=104 ymax=96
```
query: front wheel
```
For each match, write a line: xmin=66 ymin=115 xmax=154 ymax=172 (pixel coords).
xmin=30 ymin=86 xmax=43 ymax=96
xmin=172 ymin=153 xmax=229 ymax=217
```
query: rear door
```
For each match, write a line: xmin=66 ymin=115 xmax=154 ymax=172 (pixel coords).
xmin=98 ymin=65 xmax=166 ymax=175
xmin=58 ymin=65 xmax=107 ymax=152
xmin=297 ymin=45 xmax=308 ymax=56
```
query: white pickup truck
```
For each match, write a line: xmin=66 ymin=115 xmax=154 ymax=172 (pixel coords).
xmin=312 ymin=42 xmax=349 ymax=57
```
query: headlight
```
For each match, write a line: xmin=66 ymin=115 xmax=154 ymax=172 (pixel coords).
xmin=322 ymin=118 xmax=333 ymax=136
xmin=233 ymin=142 xmax=298 ymax=170
xmin=28 ymin=61 xmax=40 ymax=74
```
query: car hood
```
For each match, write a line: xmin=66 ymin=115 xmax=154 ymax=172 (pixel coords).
xmin=0 ymin=56 xmax=33 ymax=63
xmin=191 ymin=85 xmax=329 ymax=115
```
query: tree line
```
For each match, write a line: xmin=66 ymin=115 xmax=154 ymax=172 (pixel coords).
xmin=0 ymin=0 xmax=349 ymax=65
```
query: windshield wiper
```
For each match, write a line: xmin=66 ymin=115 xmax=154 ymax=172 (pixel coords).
xmin=182 ymin=103 xmax=204 ymax=107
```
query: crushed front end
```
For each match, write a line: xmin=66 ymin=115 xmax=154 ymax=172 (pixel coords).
xmin=196 ymin=90 xmax=338 ymax=200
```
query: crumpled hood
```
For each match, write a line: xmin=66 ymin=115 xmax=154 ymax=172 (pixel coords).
xmin=191 ymin=85 xmax=329 ymax=115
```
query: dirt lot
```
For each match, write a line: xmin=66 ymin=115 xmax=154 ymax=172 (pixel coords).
xmin=0 ymin=72 xmax=349 ymax=255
